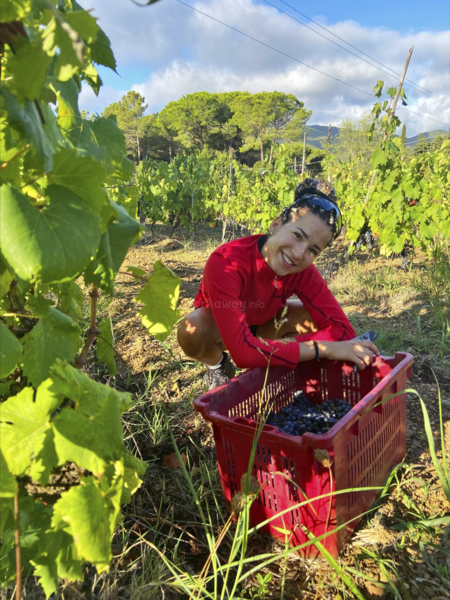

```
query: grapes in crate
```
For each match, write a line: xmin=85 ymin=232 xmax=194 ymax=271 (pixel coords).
xmin=266 ymin=391 xmax=352 ymax=436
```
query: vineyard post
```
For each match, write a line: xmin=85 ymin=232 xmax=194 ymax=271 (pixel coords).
xmin=364 ymin=46 xmax=414 ymax=204
xmin=301 ymin=130 xmax=308 ymax=175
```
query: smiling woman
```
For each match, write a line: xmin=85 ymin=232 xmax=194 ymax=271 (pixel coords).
xmin=177 ymin=177 xmax=379 ymax=389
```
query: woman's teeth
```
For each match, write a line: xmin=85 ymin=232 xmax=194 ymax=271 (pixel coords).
xmin=282 ymin=251 xmax=294 ymax=266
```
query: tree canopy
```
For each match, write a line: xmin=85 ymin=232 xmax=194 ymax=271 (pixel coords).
xmin=102 ymin=90 xmax=313 ymax=167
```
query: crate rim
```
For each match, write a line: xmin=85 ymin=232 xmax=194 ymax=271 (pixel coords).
xmin=193 ymin=352 xmax=413 ymax=450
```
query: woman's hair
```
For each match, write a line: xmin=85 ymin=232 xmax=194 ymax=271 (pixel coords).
xmin=280 ymin=177 xmax=341 ymax=240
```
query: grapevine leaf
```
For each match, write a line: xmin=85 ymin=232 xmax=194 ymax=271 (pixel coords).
xmin=25 ymin=293 xmax=53 ymax=317
xmin=52 ymin=477 xmax=113 ymax=570
xmin=49 ymin=78 xmax=82 ymax=143
xmin=0 ymin=118 xmax=22 ymax=185
xmin=0 ymin=498 xmax=14 ymax=537
xmin=21 ymin=308 xmax=82 ymax=386
xmin=48 ymin=148 xmax=108 ymax=214
xmin=373 ymin=80 xmax=384 ymax=98
xmin=80 ymin=61 xmax=103 ymax=95
xmin=29 ymin=427 xmax=59 ymax=485
xmin=0 ymin=322 xmax=22 ymax=378
xmin=0 ymin=254 xmax=14 ymax=298
xmin=0 ymin=450 xmax=17 ymax=498
xmin=79 ymin=116 xmax=127 ymax=175
xmin=51 ymin=391 xmax=126 ymax=475
xmin=49 ymin=359 xmax=131 ymax=417
xmin=84 ymin=202 xmax=143 ymax=294
xmin=371 ymin=148 xmax=387 ymax=167
xmin=32 ymin=529 xmax=83 ymax=597
xmin=122 ymin=452 xmax=147 ymax=502
xmin=0 ymin=83 xmax=53 ymax=172
xmin=121 ymin=185 xmax=140 ymax=220
xmin=10 ymin=36 xmax=52 ymax=102
xmin=0 ymin=184 xmax=101 ymax=284
xmin=58 ymin=280 xmax=85 ymax=317
xmin=0 ymin=380 xmax=62 ymax=475
xmin=1 ymin=495 xmax=51 ymax=583
xmin=0 ymin=0 xmax=31 ymax=22
xmin=134 ymin=260 xmax=181 ymax=342
xmin=40 ymin=102 xmax=64 ymax=153
xmin=126 ymin=265 xmax=147 ymax=278
xmin=97 ymin=317 xmax=116 ymax=375
xmin=43 ymin=10 xmax=99 ymax=81
xmin=89 ymin=27 xmax=117 ymax=72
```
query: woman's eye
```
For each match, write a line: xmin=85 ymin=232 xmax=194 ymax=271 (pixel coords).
xmin=294 ymin=232 xmax=302 ymax=240
xmin=309 ymin=248 xmax=317 ymax=256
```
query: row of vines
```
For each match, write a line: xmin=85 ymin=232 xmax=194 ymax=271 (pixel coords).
xmin=138 ymin=91 xmax=449 ymax=255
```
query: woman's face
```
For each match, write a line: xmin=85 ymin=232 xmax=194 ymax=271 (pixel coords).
xmin=261 ymin=208 xmax=333 ymax=276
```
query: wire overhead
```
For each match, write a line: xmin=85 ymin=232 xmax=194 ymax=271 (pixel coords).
xmin=276 ymin=0 xmax=450 ymax=108
xmin=175 ymin=0 xmax=450 ymax=129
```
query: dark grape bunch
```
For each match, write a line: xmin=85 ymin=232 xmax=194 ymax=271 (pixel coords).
xmin=267 ymin=391 xmax=352 ymax=436
xmin=356 ymin=223 xmax=378 ymax=251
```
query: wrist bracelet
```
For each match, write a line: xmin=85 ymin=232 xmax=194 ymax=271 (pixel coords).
xmin=313 ymin=340 xmax=320 ymax=361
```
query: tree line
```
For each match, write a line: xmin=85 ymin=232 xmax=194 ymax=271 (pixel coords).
xmin=98 ymin=90 xmax=327 ymax=168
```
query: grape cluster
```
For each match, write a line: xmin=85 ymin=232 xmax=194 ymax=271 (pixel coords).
xmin=267 ymin=391 xmax=352 ymax=436
xmin=356 ymin=225 xmax=378 ymax=251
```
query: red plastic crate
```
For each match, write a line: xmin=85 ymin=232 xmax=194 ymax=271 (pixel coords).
xmin=194 ymin=353 xmax=413 ymax=557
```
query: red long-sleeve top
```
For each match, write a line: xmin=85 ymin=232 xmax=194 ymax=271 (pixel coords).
xmin=194 ymin=235 xmax=355 ymax=369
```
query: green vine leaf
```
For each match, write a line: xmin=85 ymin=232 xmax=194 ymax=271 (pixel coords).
xmin=0 ymin=0 xmax=31 ymax=23
xmin=0 ymin=83 xmax=53 ymax=171
xmin=84 ymin=202 xmax=143 ymax=294
xmin=48 ymin=149 xmax=109 ymax=214
xmin=51 ymin=477 xmax=114 ymax=572
xmin=0 ymin=450 xmax=17 ymax=498
xmin=0 ymin=380 xmax=63 ymax=476
xmin=0 ymin=321 xmax=22 ymax=378
xmin=97 ymin=317 xmax=117 ymax=375
xmin=134 ymin=260 xmax=181 ymax=342
xmin=0 ymin=185 xmax=102 ymax=284
xmin=10 ymin=36 xmax=52 ymax=102
xmin=21 ymin=307 xmax=82 ymax=387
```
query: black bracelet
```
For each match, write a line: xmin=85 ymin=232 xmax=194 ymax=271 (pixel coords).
xmin=313 ymin=340 xmax=320 ymax=361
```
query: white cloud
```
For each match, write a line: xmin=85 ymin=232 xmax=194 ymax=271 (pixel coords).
xmin=79 ymin=0 xmax=450 ymax=136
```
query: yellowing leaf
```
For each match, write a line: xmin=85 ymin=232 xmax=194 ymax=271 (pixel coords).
xmin=134 ymin=261 xmax=181 ymax=342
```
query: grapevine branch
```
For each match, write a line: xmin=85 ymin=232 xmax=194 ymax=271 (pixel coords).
xmin=1 ymin=144 xmax=30 ymax=169
xmin=75 ymin=285 xmax=99 ymax=368
xmin=14 ymin=494 xmax=21 ymax=600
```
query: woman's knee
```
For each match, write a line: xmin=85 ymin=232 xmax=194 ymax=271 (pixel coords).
xmin=177 ymin=309 xmax=219 ymax=356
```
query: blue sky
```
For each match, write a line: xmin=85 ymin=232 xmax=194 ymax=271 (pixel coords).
xmin=260 ymin=0 xmax=450 ymax=32
xmin=80 ymin=0 xmax=450 ymax=136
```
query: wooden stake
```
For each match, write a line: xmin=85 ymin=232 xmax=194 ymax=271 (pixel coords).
xmin=365 ymin=46 xmax=414 ymax=203
xmin=327 ymin=124 xmax=332 ymax=145
xmin=301 ymin=130 xmax=308 ymax=175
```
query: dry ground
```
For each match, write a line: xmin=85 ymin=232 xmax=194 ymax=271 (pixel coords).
xmin=10 ymin=223 xmax=450 ymax=600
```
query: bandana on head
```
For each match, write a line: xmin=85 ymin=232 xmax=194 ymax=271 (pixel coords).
xmin=294 ymin=177 xmax=338 ymax=204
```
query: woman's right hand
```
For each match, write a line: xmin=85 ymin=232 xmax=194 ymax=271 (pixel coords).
xmin=319 ymin=340 xmax=379 ymax=369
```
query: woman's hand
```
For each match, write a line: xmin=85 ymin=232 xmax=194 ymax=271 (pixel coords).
xmin=320 ymin=340 xmax=379 ymax=369
xmin=299 ymin=340 xmax=379 ymax=369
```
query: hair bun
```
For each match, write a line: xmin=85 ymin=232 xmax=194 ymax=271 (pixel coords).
xmin=294 ymin=177 xmax=338 ymax=205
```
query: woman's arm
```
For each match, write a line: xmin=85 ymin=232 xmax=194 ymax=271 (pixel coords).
xmin=203 ymin=254 xmax=300 ymax=369
xmin=293 ymin=265 xmax=356 ymax=342
xmin=299 ymin=339 xmax=379 ymax=369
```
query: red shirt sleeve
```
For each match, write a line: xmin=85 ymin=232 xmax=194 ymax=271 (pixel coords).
xmin=202 ymin=253 xmax=300 ymax=369
xmin=293 ymin=265 xmax=356 ymax=343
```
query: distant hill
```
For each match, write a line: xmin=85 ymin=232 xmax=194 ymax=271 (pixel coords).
xmin=305 ymin=125 xmax=447 ymax=150
xmin=305 ymin=125 xmax=339 ymax=149
xmin=403 ymin=129 xmax=447 ymax=145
